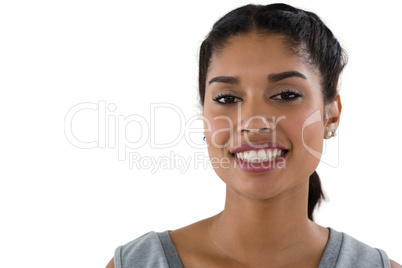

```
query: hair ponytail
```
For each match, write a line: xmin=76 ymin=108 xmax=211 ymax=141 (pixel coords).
xmin=308 ymin=171 xmax=325 ymax=221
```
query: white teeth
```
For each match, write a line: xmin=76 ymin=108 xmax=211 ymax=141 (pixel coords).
xmin=249 ymin=150 xmax=257 ymax=161
xmin=267 ymin=150 xmax=272 ymax=160
xmin=243 ymin=151 xmax=249 ymax=160
xmin=257 ymin=149 xmax=266 ymax=159
xmin=235 ymin=149 xmax=284 ymax=162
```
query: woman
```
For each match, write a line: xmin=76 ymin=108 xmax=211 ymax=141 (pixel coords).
xmin=107 ymin=3 xmax=400 ymax=267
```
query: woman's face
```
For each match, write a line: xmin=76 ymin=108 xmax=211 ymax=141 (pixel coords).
xmin=203 ymin=33 xmax=337 ymax=200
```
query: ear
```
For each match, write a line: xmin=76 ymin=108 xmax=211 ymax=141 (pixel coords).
xmin=324 ymin=94 xmax=342 ymax=139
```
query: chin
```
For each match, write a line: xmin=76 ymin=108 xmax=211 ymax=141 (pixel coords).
xmin=226 ymin=172 xmax=289 ymax=200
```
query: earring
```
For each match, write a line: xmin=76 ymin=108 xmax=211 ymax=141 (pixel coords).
xmin=203 ymin=135 xmax=206 ymax=141
xmin=327 ymin=130 xmax=337 ymax=138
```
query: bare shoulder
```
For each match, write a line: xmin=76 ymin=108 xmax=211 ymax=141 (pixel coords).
xmin=169 ymin=217 xmax=210 ymax=248
xmin=170 ymin=215 xmax=214 ymax=240
xmin=106 ymin=257 xmax=114 ymax=268
xmin=391 ymin=259 xmax=402 ymax=268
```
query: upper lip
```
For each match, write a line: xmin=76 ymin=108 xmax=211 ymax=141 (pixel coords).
xmin=230 ymin=141 xmax=288 ymax=154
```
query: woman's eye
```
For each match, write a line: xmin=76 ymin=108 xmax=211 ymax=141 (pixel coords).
xmin=213 ymin=94 xmax=241 ymax=105
xmin=271 ymin=90 xmax=302 ymax=101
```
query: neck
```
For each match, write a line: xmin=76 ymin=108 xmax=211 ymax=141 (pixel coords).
xmin=208 ymin=180 xmax=326 ymax=264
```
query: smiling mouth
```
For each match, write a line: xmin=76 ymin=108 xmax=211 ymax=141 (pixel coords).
xmin=231 ymin=148 xmax=288 ymax=162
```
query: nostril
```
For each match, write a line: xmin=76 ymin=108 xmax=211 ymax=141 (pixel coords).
xmin=241 ymin=128 xmax=272 ymax=133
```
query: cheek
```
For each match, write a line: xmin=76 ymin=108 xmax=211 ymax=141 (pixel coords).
xmin=282 ymin=109 xmax=325 ymax=158
xmin=303 ymin=124 xmax=324 ymax=153
xmin=204 ymin=110 xmax=234 ymax=149
xmin=203 ymin=111 xmax=235 ymax=172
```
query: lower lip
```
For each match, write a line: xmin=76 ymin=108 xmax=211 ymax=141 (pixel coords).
xmin=234 ymin=153 xmax=287 ymax=173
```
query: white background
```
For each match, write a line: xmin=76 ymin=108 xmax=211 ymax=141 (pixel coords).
xmin=1 ymin=0 xmax=401 ymax=267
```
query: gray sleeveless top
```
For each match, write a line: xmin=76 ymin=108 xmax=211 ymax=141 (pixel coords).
xmin=114 ymin=228 xmax=391 ymax=268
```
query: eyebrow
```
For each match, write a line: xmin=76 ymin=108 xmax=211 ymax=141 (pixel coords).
xmin=268 ymin=71 xmax=307 ymax=82
xmin=208 ymin=71 xmax=307 ymax=85
xmin=208 ymin=76 xmax=239 ymax=85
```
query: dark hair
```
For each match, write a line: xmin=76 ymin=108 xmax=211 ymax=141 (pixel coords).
xmin=198 ymin=3 xmax=347 ymax=221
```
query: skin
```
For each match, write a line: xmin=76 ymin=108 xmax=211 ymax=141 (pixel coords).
xmin=173 ymin=33 xmax=335 ymax=267
xmin=106 ymin=33 xmax=401 ymax=268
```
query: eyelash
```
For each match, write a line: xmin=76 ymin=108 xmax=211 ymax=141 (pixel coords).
xmin=212 ymin=90 xmax=302 ymax=105
xmin=272 ymin=90 xmax=303 ymax=101
xmin=212 ymin=93 xmax=241 ymax=105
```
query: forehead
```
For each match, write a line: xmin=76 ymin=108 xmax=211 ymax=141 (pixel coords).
xmin=208 ymin=33 xmax=316 ymax=79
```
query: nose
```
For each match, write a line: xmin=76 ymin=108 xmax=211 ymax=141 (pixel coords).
xmin=238 ymin=118 xmax=276 ymax=134
xmin=236 ymin=99 xmax=277 ymax=134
